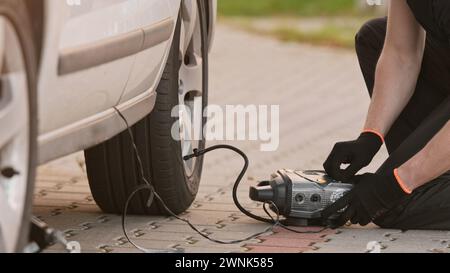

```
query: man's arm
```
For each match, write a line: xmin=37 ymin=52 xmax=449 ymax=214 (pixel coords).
xmin=364 ymin=0 xmax=426 ymax=135
xmin=398 ymin=121 xmax=450 ymax=191
xmin=323 ymin=1 xmax=428 ymax=182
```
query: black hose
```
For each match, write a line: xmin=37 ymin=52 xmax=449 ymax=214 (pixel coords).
xmin=184 ymin=145 xmax=274 ymax=224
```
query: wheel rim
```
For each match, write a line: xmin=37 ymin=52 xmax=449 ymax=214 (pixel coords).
xmin=178 ymin=1 xmax=204 ymax=180
xmin=0 ymin=18 xmax=30 ymax=253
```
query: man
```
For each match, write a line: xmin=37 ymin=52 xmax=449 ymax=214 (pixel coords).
xmin=322 ymin=0 xmax=450 ymax=229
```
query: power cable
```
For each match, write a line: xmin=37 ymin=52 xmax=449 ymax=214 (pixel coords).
xmin=113 ymin=107 xmax=327 ymax=253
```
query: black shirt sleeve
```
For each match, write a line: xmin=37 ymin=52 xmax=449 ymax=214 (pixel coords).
xmin=407 ymin=0 xmax=450 ymax=45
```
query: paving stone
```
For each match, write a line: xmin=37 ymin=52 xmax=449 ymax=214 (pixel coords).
xmin=308 ymin=226 xmax=403 ymax=253
xmin=394 ymin=230 xmax=450 ymax=239
xmin=264 ymin=232 xmax=328 ymax=240
xmin=189 ymin=202 xmax=250 ymax=212
xmin=246 ymin=246 xmax=306 ymax=253
xmin=379 ymin=230 xmax=450 ymax=253
xmin=33 ymin=180 xmax=63 ymax=189
xmin=36 ymin=191 xmax=93 ymax=202
xmin=255 ymin=237 xmax=322 ymax=248
xmin=272 ymin=226 xmax=334 ymax=233
xmin=34 ymin=203 xmax=101 ymax=214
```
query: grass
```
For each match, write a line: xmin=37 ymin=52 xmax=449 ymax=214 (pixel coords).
xmin=218 ymin=0 xmax=379 ymax=49
xmin=270 ymin=26 xmax=358 ymax=48
xmin=218 ymin=0 xmax=360 ymax=17
xmin=224 ymin=17 xmax=369 ymax=49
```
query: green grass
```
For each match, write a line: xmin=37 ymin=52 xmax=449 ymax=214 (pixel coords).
xmin=271 ymin=26 xmax=357 ymax=48
xmin=218 ymin=0 xmax=359 ymax=17
xmin=231 ymin=22 xmax=358 ymax=49
xmin=218 ymin=0 xmax=377 ymax=48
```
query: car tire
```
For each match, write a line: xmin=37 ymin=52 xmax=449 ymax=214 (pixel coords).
xmin=0 ymin=0 xmax=38 ymax=252
xmin=85 ymin=1 xmax=208 ymax=215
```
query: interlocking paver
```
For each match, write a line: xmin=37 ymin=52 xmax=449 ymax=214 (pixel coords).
xmin=246 ymin=246 xmax=307 ymax=253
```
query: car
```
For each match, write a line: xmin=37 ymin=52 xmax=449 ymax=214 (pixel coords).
xmin=0 ymin=0 xmax=217 ymax=253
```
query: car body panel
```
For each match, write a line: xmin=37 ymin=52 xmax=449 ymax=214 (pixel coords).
xmin=38 ymin=1 xmax=135 ymax=135
xmin=118 ymin=0 xmax=177 ymax=103
xmin=38 ymin=88 xmax=157 ymax=164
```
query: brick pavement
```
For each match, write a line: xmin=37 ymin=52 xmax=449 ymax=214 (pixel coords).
xmin=34 ymin=24 xmax=450 ymax=253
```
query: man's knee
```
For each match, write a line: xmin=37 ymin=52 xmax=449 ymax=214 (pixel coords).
xmin=355 ymin=17 xmax=387 ymax=56
xmin=373 ymin=175 xmax=450 ymax=230
xmin=355 ymin=17 xmax=387 ymax=97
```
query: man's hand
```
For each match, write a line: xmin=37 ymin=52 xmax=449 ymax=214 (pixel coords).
xmin=322 ymin=171 xmax=411 ymax=228
xmin=323 ymin=131 xmax=384 ymax=182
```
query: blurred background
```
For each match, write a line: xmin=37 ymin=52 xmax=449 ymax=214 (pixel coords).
xmin=217 ymin=0 xmax=386 ymax=48
xmin=206 ymin=0 xmax=390 ymax=172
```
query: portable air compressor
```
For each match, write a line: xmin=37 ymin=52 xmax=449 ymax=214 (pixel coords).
xmin=249 ymin=169 xmax=353 ymax=226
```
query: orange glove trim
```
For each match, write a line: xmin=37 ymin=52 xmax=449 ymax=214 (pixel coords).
xmin=394 ymin=168 xmax=413 ymax=195
xmin=362 ymin=129 xmax=385 ymax=144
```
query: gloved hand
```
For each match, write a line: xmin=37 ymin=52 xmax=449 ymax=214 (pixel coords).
xmin=323 ymin=131 xmax=384 ymax=182
xmin=321 ymin=170 xmax=412 ymax=228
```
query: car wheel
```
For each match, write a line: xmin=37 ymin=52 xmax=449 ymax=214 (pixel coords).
xmin=85 ymin=0 xmax=208 ymax=215
xmin=0 ymin=0 xmax=38 ymax=253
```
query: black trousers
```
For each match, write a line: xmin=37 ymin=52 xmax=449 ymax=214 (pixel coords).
xmin=355 ymin=17 xmax=450 ymax=230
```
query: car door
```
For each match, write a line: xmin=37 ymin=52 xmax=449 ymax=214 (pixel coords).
xmin=118 ymin=0 xmax=180 ymax=103
xmin=38 ymin=0 xmax=145 ymax=135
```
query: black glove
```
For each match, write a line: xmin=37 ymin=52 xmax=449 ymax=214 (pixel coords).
xmin=321 ymin=171 xmax=410 ymax=228
xmin=323 ymin=131 xmax=383 ymax=182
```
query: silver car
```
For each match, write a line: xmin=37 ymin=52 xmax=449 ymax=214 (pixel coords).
xmin=0 ymin=0 xmax=216 ymax=252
